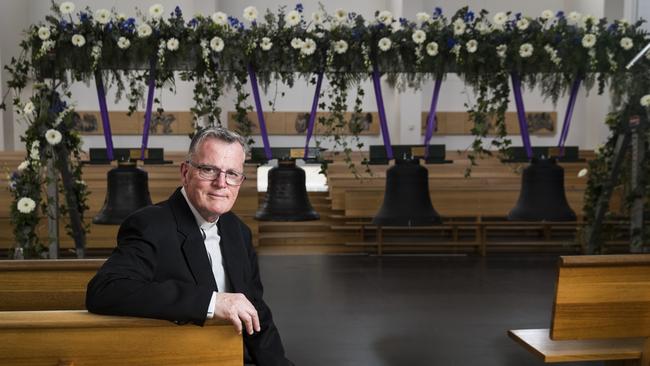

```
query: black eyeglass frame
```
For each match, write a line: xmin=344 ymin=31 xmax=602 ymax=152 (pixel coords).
xmin=186 ymin=160 xmax=246 ymax=186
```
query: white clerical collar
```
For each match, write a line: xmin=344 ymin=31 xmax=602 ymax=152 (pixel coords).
xmin=180 ymin=187 xmax=219 ymax=231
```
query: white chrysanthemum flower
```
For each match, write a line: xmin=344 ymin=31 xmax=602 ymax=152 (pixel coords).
xmin=426 ymin=41 xmax=439 ymax=56
xmin=377 ymin=10 xmax=393 ymax=26
xmin=60 ymin=2 xmax=75 ymax=15
xmin=17 ymin=160 xmax=30 ymax=171
xmin=390 ymin=21 xmax=402 ymax=33
xmin=16 ymin=160 xmax=29 ymax=172
xmin=493 ymin=12 xmax=508 ymax=25
xmin=117 ymin=37 xmax=131 ymax=49
xmin=577 ymin=168 xmax=588 ymax=178
xmin=466 ymin=39 xmax=478 ymax=53
xmin=582 ymin=34 xmax=596 ymax=48
xmin=291 ymin=38 xmax=304 ymax=49
xmin=581 ymin=15 xmax=597 ymax=29
xmin=149 ymin=4 xmax=164 ymax=19
xmin=519 ymin=43 xmax=534 ymax=58
xmin=71 ymin=34 xmax=85 ymax=47
xmin=620 ymin=37 xmax=633 ymax=50
xmin=23 ymin=102 xmax=35 ymax=116
xmin=45 ymin=129 xmax=62 ymax=145
xmin=166 ymin=38 xmax=179 ymax=51
xmin=333 ymin=40 xmax=348 ymax=54
xmin=211 ymin=11 xmax=228 ymax=25
xmin=416 ymin=12 xmax=430 ymax=24
xmin=567 ymin=11 xmax=581 ymax=24
xmin=17 ymin=197 xmax=36 ymax=214
xmin=210 ymin=36 xmax=224 ymax=52
xmin=378 ymin=37 xmax=392 ymax=51
xmin=641 ymin=94 xmax=650 ymax=107
xmin=285 ymin=10 xmax=301 ymax=27
xmin=301 ymin=38 xmax=316 ymax=55
xmin=453 ymin=18 xmax=466 ymax=35
xmin=412 ymin=30 xmax=426 ymax=44
xmin=38 ymin=27 xmax=51 ymax=41
xmin=260 ymin=37 xmax=272 ymax=51
xmin=310 ymin=11 xmax=324 ymax=25
xmin=475 ymin=22 xmax=490 ymax=35
xmin=541 ymin=10 xmax=554 ymax=21
xmin=496 ymin=44 xmax=508 ymax=58
xmin=137 ymin=24 xmax=152 ymax=38
xmin=516 ymin=18 xmax=530 ymax=31
xmin=243 ymin=6 xmax=258 ymax=21
xmin=30 ymin=141 xmax=40 ymax=160
xmin=95 ymin=9 xmax=111 ymax=25
xmin=334 ymin=9 xmax=347 ymax=23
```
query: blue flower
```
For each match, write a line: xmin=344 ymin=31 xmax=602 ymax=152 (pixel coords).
xmin=556 ymin=11 xmax=565 ymax=19
xmin=79 ymin=12 xmax=89 ymax=23
xmin=174 ymin=6 xmax=182 ymax=18
xmin=399 ymin=17 xmax=408 ymax=26
xmin=59 ymin=20 xmax=68 ymax=29
xmin=447 ymin=38 xmax=457 ymax=48
xmin=515 ymin=12 xmax=521 ymax=20
xmin=434 ymin=7 xmax=443 ymax=17
xmin=295 ymin=3 xmax=303 ymax=13
xmin=464 ymin=11 xmax=474 ymax=22
xmin=187 ymin=18 xmax=198 ymax=27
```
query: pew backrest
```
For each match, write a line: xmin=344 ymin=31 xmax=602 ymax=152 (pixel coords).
xmin=551 ymin=254 xmax=650 ymax=340
xmin=0 ymin=259 xmax=104 ymax=310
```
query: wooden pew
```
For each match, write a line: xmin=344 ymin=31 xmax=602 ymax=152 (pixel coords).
xmin=0 ymin=259 xmax=104 ymax=311
xmin=0 ymin=310 xmax=241 ymax=366
xmin=508 ymin=254 xmax=650 ymax=364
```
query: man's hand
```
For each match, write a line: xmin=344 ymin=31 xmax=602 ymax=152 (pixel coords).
xmin=214 ymin=293 xmax=261 ymax=335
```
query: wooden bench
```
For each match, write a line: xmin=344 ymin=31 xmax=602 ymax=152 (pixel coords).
xmin=509 ymin=254 xmax=650 ymax=364
xmin=0 ymin=259 xmax=104 ymax=310
xmin=0 ymin=310 xmax=241 ymax=365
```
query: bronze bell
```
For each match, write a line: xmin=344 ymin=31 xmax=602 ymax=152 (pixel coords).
xmin=508 ymin=157 xmax=576 ymax=221
xmin=373 ymin=158 xmax=441 ymax=226
xmin=255 ymin=160 xmax=319 ymax=221
xmin=93 ymin=161 xmax=153 ymax=225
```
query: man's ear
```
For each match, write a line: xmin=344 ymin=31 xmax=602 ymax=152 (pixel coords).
xmin=180 ymin=161 xmax=189 ymax=185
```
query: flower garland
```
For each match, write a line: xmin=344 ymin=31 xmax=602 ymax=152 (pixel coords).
xmin=3 ymin=2 xmax=650 ymax=255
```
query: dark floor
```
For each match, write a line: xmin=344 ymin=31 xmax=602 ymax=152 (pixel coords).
xmin=259 ymin=254 xmax=603 ymax=366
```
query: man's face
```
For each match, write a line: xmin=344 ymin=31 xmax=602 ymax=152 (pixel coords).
xmin=181 ymin=138 xmax=245 ymax=222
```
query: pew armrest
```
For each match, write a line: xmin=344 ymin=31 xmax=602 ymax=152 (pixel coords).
xmin=508 ymin=329 xmax=644 ymax=363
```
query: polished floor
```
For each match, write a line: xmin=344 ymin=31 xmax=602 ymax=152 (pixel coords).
xmin=259 ymin=254 xmax=603 ymax=366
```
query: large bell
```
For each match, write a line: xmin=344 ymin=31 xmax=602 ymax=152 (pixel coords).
xmin=373 ymin=158 xmax=441 ymax=226
xmin=93 ymin=161 xmax=153 ymax=225
xmin=255 ymin=160 xmax=319 ymax=221
xmin=508 ymin=157 xmax=576 ymax=221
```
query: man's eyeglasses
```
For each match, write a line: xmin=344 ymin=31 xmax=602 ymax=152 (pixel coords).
xmin=186 ymin=161 xmax=246 ymax=186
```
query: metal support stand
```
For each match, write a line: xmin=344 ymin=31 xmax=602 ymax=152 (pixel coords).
xmin=585 ymin=115 xmax=647 ymax=253
xmin=47 ymin=153 xmax=59 ymax=259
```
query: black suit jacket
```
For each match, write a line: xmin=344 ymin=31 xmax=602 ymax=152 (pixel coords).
xmin=86 ymin=188 xmax=293 ymax=366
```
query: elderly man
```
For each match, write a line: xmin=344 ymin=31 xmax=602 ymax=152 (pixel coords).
xmin=87 ymin=127 xmax=293 ymax=366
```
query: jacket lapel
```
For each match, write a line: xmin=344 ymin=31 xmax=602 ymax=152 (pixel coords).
xmin=169 ymin=188 xmax=217 ymax=290
xmin=218 ymin=213 xmax=246 ymax=293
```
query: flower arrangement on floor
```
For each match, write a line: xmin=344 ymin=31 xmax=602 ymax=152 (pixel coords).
xmin=2 ymin=2 xmax=650 ymax=256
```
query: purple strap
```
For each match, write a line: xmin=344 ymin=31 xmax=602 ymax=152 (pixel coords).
xmin=304 ymin=72 xmax=324 ymax=159
xmin=371 ymin=68 xmax=393 ymax=160
xmin=140 ymin=59 xmax=156 ymax=160
xmin=510 ymin=73 xmax=533 ymax=159
xmin=557 ymin=77 xmax=582 ymax=156
xmin=94 ymin=72 xmax=114 ymax=161
xmin=424 ymin=77 xmax=443 ymax=158
xmin=247 ymin=64 xmax=272 ymax=160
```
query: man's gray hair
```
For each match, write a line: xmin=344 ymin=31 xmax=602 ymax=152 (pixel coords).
xmin=187 ymin=127 xmax=248 ymax=159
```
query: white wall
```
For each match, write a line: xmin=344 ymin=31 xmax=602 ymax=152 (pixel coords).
xmin=0 ymin=0 xmax=638 ymax=153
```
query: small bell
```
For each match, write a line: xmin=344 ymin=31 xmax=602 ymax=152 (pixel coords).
xmin=93 ymin=161 xmax=153 ymax=225
xmin=508 ymin=157 xmax=576 ymax=221
xmin=255 ymin=160 xmax=319 ymax=221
